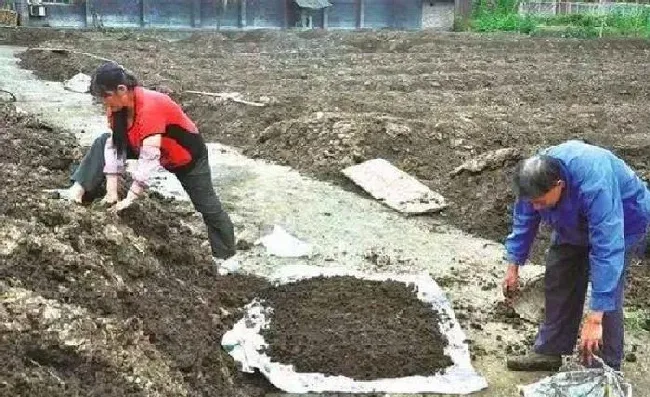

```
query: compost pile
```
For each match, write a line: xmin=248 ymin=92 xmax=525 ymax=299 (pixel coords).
xmin=0 ymin=103 xmax=272 ymax=397
xmin=260 ymin=275 xmax=453 ymax=380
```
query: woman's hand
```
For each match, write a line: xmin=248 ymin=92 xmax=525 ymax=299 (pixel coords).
xmin=104 ymin=174 xmax=120 ymax=204
xmin=100 ymin=194 xmax=119 ymax=206
xmin=114 ymin=197 xmax=134 ymax=212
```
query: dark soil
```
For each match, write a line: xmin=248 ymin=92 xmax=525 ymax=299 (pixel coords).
xmin=626 ymin=260 xmax=650 ymax=310
xmin=0 ymin=100 xmax=459 ymax=395
xmin=12 ymin=29 xmax=650 ymax=310
xmin=2 ymin=322 xmax=150 ymax=397
xmin=11 ymin=30 xmax=650 ymax=244
xmin=3 ymin=27 xmax=650 ymax=387
xmin=260 ymin=276 xmax=453 ymax=380
xmin=0 ymin=102 xmax=275 ymax=397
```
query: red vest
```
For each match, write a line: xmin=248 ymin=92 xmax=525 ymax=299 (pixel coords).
xmin=126 ymin=87 xmax=204 ymax=171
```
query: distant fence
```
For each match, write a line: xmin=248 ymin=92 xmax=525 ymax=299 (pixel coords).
xmin=519 ymin=1 xmax=650 ymax=15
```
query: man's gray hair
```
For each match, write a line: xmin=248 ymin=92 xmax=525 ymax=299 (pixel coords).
xmin=513 ymin=155 xmax=563 ymax=198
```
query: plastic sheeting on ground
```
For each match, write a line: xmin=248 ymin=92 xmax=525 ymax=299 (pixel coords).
xmin=520 ymin=356 xmax=632 ymax=397
xmin=221 ymin=265 xmax=488 ymax=394
xmin=342 ymin=159 xmax=446 ymax=214
xmin=520 ymin=368 xmax=631 ymax=397
xmin=255 ymin=225 xmax=313 ymax=258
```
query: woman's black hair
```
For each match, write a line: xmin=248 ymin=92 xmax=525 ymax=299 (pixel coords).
xmin=90 ymin=61 xmax=139 ymax=154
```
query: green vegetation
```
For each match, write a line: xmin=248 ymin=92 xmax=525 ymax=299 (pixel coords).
xmin=469 ymin=0 xmax=650 ymax=38
xmin=624 ymin=309 xmax=650 ymax=333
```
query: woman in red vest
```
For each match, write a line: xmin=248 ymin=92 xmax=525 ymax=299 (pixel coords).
xmin=63 ymin=62 xmax=236 ymax=261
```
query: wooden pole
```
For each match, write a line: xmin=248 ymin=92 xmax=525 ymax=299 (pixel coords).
xmin=18 ymin=0 xmax=29 ymax=26
xmin=284 ymin=0 xmax=290 ymax=28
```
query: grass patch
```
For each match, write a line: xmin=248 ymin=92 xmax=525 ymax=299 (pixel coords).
xmin=468 ymin=0 xmax=650 ymax=37
xmin=624 ymin=308 xmax=650 ymax=333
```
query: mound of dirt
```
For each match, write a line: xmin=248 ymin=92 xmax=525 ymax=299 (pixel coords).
xmin=260 ymin=276 xmax=453 ymax=380
xmin=17 ymin=49 xmax=96 ymax=82
xmin=0 ymin=103 xmax=274 ymax=397
xmin=0 ymin=27 xmax=80 ymax=46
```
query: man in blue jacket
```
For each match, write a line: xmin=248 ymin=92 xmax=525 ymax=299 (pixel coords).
xmin=503 ymin=140 xmax=650 ymax=371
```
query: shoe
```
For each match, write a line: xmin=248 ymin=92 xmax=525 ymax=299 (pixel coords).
xmin=43 ymin=188 xmax=83 ymax=203
xmin=507 ymin=352 xmax=562 ymax=372
xmin=213 ymin=256 xmax=240 ymax=275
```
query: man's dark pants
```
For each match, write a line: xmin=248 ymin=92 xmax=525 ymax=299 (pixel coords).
xmin=533 ymin=243 xmax=637 ymax=370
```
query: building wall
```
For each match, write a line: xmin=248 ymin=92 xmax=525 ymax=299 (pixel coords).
xmin=422 ymin=0 xmax=455 ymax=30
xmin=14 ymin=0 xmax=444 ymax=30
xmin=91 ymin=0 xmax=141 ymax=28
xmin=393 ymin=0 xmax=422 ymax=29
xmin=26 ymin=1 xmax=86 ymax=27
xmin=246 ymin=0 xmax=287 ymax=28
xmin=363 ymin=0 xmax=421 ymax=29
xmin=327 ymin=0 xmax=357 ymax=29
xmin=148 ymin=0 xmax=193 ymax=27
xmin=200 ymin=0 xmax=241 ymax=28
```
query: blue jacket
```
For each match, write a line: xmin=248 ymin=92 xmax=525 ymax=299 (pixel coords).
xmin=505 ymin=140 xmax=650 ymax=311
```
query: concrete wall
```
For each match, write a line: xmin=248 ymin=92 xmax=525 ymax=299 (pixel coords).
xmin=148 ymin=0 xmax=193 ymax=27
xmin=328 ymin=0 xmax=357 ymax=29
xmin=246 ymin=0 xmax=287 ymax=28
xmin=422 ymin=0 xmax=455 ymax=30
xmin=200 ymin=0 xmax=241 ymax=29
xmin=15 ymin=0 xmax=447 ymax=31
xmin=393 ymin=0 xmax=423 ymax=29
xmin=363 ymin=0 xmax=422 ymax=29
xmin=90 ymin=0 xmax=141 ymax=28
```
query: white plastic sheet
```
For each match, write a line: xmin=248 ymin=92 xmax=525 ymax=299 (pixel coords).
xmin=221 ymin=265 xmax=488 ymax=394
xmin=519 ymin=368 xmax=632 ymax=397
xmin=63 ymin=73 xmax=91 ymax=93
xmin=255 ymin=225 xmax=314 ymax=258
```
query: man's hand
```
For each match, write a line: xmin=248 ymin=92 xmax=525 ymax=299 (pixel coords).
xmin=502 ymin=264 xmax=520 ymax=306
xmin=580 ymin=312 xmax=604 ymax=365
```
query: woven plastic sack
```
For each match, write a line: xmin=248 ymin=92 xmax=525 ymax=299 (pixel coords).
xmin=519 ymin=357 xmax=632 ymax=397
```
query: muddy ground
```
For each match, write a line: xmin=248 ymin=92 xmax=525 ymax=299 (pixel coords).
xmin=8 ymin=28 xmax=650 ymax=304
xmin=0 ymin=103 xmax=275 ymax=396
xmin=0 ymin=101 xmax=462 ymax=395
xmin=8 ymin=30 xmax=650 ymax=241
xmin=1 ymin=27 xmax=650 ymax=394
